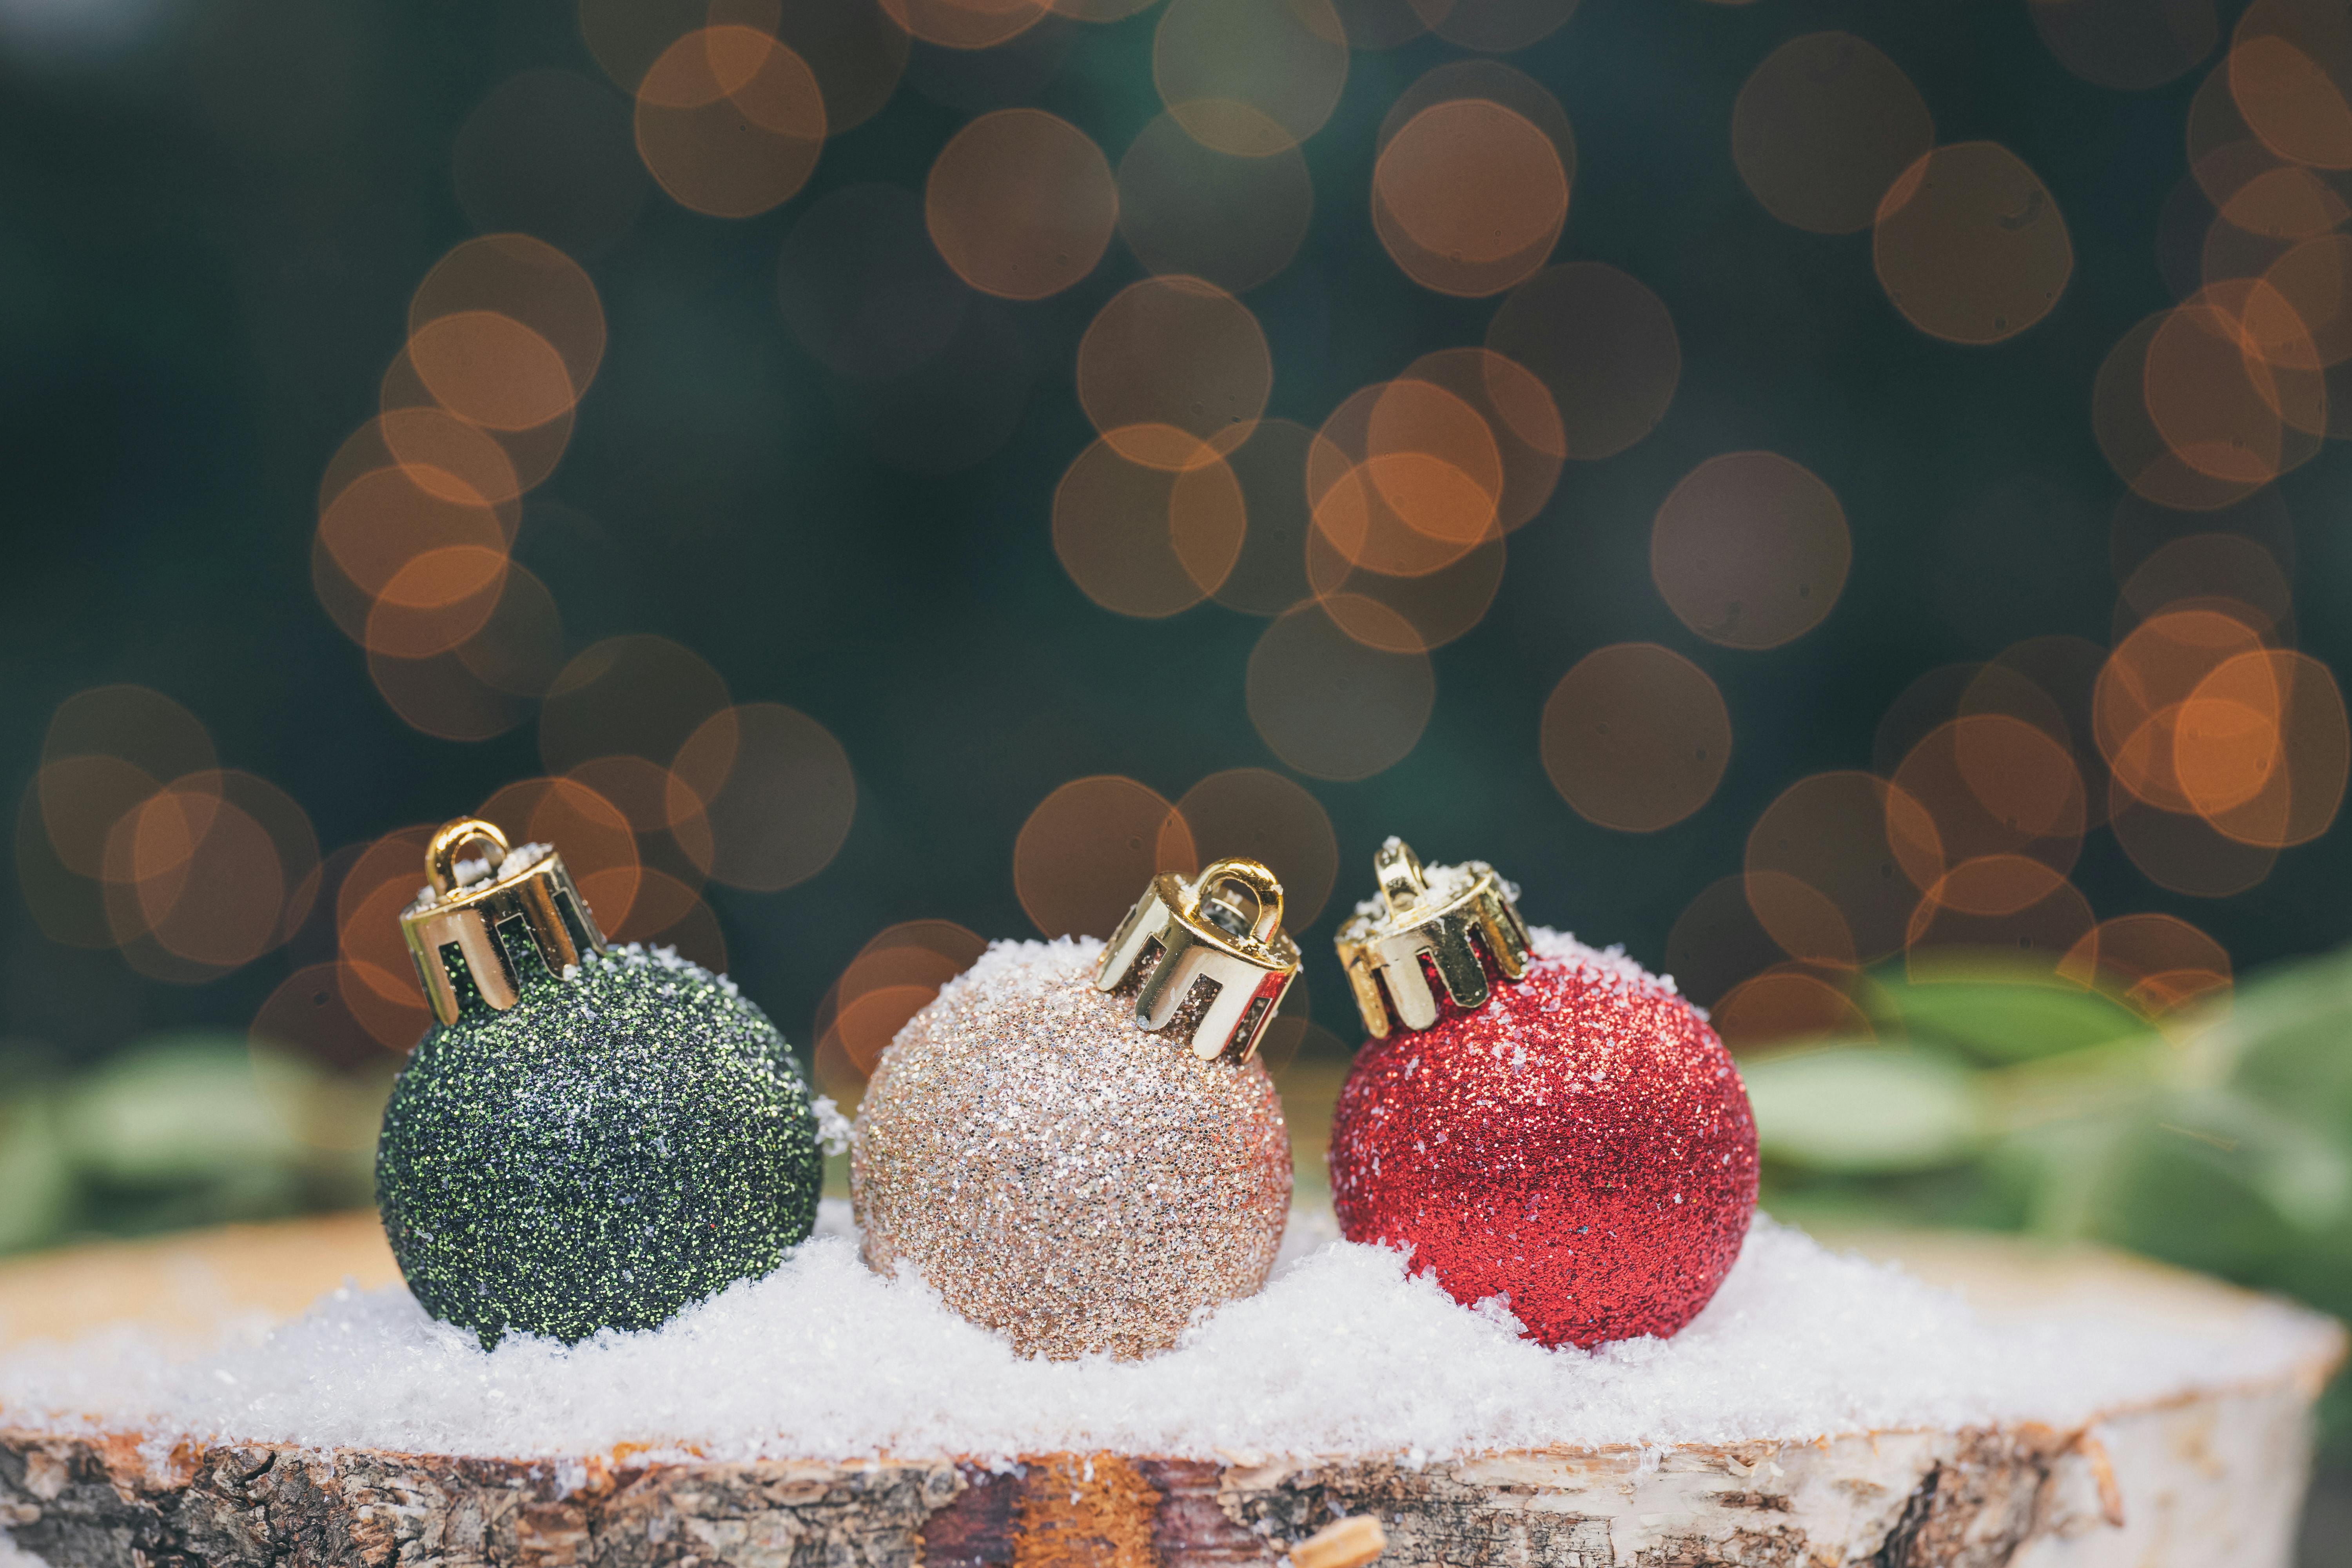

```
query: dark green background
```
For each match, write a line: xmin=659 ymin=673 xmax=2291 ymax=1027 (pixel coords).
xmin=2 ymin=0 xmax=2343 ymax=1073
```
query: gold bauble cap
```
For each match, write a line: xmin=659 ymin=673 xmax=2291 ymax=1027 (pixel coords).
xmin=1091 ymin=857 xmax=1301 ymax=1065
xmin=399 ymin=817 xmax=608 ymax=1026
xmin=1334 ymin=838 xmax=1531 ymax=1037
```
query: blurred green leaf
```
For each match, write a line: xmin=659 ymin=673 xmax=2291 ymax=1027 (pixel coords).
xmin=1746 ymin=1045 xmax=1986 ymax=1173
xmin=0 ymin=1095 xmax=74 ymax=1253
xmin=1871 ymin=975 xmax=2147 ymax=1065
xmin=54 ymin=1032 xmax=309 ymax=1186
xmin=2154 ymin=1086 xmax=2352 ymax=1234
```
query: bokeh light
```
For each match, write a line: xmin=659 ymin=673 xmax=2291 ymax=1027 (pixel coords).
xmin=1208 ymin=418 xmax=1319 ymax=616
xmin=770 ymin=0 xmax=912 ymax=133
xmin=1893 ymin=716 xmax=2087 ymax=877
xmin=406 ymin=313 xmax=577 ymax=433
xmin=2096 ymin=310 xmax=2272 ymax=510
xmin=669 ymin=703 xmax=858 ymax=891
xmin=1152 ymin=0 xmax=1348 ymax=158
xmin=361 ymin=549 xmax=510 ymax=662
xmin=1540 ymin=644 xmax=1731 ymax=833
xmin=373 ymin=408 xmax=528 ymax=512
xmin=815 ymin=920 xmax=990 ymax=1098
xmin=1746 ymin=772 xmax=1944 ymax=967
xmin=540 ymin=634 xmax=732 ymax=779
xmin=2118 ymin=533 xmax=2295 ymax=642
xmin=1664 ymin=874 xmax=1796 ymax=1010
xmin=1400 ymin=347 xmax=1564 ymax=532
xmin=366 ymin=646 xmax=534 ymax=742
xmin=2140 ymin=287 xmax=2325 ymax=487
xmin=2094 ymin=606 xmax=2270 ymax=812
xmin=2029 ymin=0 xmax=2218 ymax=92
xmin=1053 ymin=434 xmax=1244 ymax=616
xmin=120 ymin=777 xmax=311 ymax=973
xmin=317 ymin=466 xmax=507 ymax=607
xmin=1245 ymin=599 xmax=1436 ymax=780
xmin=2109 ymin=777 xmax=2281 ymax=895
xmin=633 ymin=26 xmax=827 ymax=219
xmin=1014 ymin=776 xmax=1192 ymax=939
xmin=1650 ymin=452 xmax=1848 ymax=651
xmin=1732 ymin=32 xmax=1934 ymax=236
xmin=449 ymin=566 xmax=567 ymax=700
xmin=1373 ymin=98 xmax=1567 ymax=297
xmin=1486 ymin=262 xmax=1679 ymax=460
xmin=1406 ymin=0 xmax=1577 ymax=54
xmin=1978 ymin=635 xmax=2115 ymax=826
xmin=1309 ymin=378 xmax=1502 ymax=577
xmin=18 ymin=692 xmax=325 ymax=978
xmin=1874 ymin=142 xmax=2073 ymax=344
xmin=382 ymin=346 xmax=577 ymax=495
xmin=336 ymin=825 xmax=440 ymax=1051
xmin=2113 ymin=481 xmax=2294 ymax=585
xmin=880 ymin=0 xmax=1049 ymax=51
xmin=477 ymin=775 xmax=642 ymax=930
xmin=252 ymin=962 xmax=392 ymax=1073
xmin=2058 ymin=912 xmax=2233 ymax=1014
xmin=926 ymin=109 xmax=1116 ymax=299
xmin=1303 ymin=521 xmax=1505 ymax=653
xmin=2179 ymin=650 xmax=2349 ymax=848
xmin=2231 ymin=0 xmax=2352 ymax=169
xmin=42 ymin=687 xmax=215 ymax=807
xmin=1160 ymin=768 xmax=1339 ymax=926
xmin=1379 ymin=59 xmax=1574 ymax=180
xmin=1712 ymin=966 xmax=1873 ymax=1052
xmin=1303 ymin=376 xmax=1511 ymax=653
xmin=2260 ymin=234 xmax=2352 ymax=369
xmin=411 ymin=234 xmax=607 ymax=405
xmin=1076 ymin=277 xmax=1271 ymax=466
xmin=1116 ymin=112 xmax=1313 ymax=294
xmin=1905 ymin=854 xmax=2096 ymax=977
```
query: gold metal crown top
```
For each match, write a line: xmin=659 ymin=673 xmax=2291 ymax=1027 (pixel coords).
xmin=1335 ymin=838 xmax=1531 ymax=1037
xmin=399 ymin=817 xmax=607 ymax=1027
xmin=1092 ymin=857 xmax=1301 ymax=1065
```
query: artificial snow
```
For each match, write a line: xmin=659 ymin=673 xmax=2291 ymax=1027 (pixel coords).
xmin=0 ymin=1201 xmax=2328 ymax=1464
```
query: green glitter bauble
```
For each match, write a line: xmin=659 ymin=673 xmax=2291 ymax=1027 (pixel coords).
xmin=376 ymin=943 xmax=821 ymax=1346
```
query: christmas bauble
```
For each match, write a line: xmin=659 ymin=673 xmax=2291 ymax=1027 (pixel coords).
xmin=376 ymin=819 xmax=820 ymax=1347
xmin=853 ymin=859 xmax=1299 ymax=1360
xmin=1328 ymin=840 xmax=1757 ymax=1348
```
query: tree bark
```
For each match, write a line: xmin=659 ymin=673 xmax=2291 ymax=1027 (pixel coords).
xmin=0 ymin=1221 xmax=2338 ymax=1568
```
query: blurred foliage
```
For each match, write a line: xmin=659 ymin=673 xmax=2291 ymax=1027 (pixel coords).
xmin=1749 ymin=944 xmax=2352 ymax=1449
xmin=0 ymin=1034 xmax=385 ymax=1256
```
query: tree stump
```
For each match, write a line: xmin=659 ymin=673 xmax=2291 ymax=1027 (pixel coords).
xmin=0 ymin=1215 xmax=2339 ymax=1568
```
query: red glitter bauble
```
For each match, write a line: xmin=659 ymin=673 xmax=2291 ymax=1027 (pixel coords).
xmin=1328 ymin=938 xmax=1759 ymax=1348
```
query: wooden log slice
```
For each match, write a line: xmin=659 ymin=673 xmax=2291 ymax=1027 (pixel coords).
xmin=0 ymin=1215 xmax=2340 ymax=1568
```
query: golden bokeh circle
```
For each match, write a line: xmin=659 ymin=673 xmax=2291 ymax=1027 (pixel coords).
xmin=1541 ymin=644 xmax=1732 ymax=833
xmin=1873 ymin=142 xmax=2073 ymax=344
xmin=1732 ymin=32 xmax=1934 ymax=236
xmin=1650 ymin=452 xmax=1849 ymax=651
xmin=926 ymin=109 xmax=1118 ymax=300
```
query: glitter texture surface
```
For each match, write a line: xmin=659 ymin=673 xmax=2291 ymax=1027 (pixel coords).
xmin=852 ymin=936 xmax=1292 ymax=1360
xmin=376 ymin=942 xmax=821 ymax=1347
xmin=1330 ymin=927 xmax=1758 ymax=1348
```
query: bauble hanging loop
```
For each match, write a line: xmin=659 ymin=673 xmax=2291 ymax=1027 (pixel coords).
xmin=1335 ymin=837 xmax=1531 ymax=1036
xmin=1094 ymin=856 xmax=1301 ymax=1063
xmin=399 ymin=817 xmax=606 ymax=1025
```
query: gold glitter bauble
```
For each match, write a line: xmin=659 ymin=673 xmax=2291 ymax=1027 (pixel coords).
xmin=851 ymin=938 xmax=1292 ymax=1360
